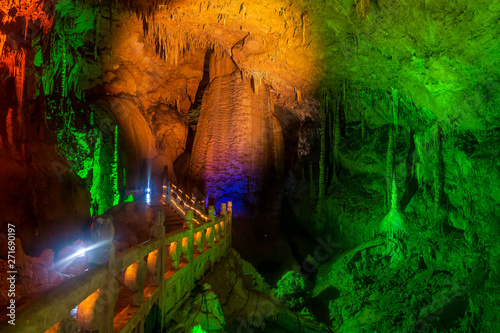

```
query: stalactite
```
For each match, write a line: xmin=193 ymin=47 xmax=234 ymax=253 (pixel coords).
xmin=329 ymin=95 xmax=334 ymax=145
xmin=361 ymin=113 xmax=365 ymax=140
xmin=0 ymin=34 xmax=6 ymax=58
xmin=122 ymin=167 xmax=127 ymax=189
xmin=434 ymin=125 xmax=442 ymax=218
xmin=112 ymin=126 xmax=119 ymax=206
xmin=10 ymin=48 xmax=26 ymax=160
xmin=61 ymin=36 xmax=67 ymax=99
xmin=302 ymin=14 xmax=306 ymax=46
xmin=392 ymin=87 xmax=399 ymax=136
xmin=94 ymin=9 xmax=101 ymax=60
xmin=6 ymin=108 xmax=14 ymax=153
xmin=319 ymin=95 xmax=327 ymax=200
xmin=109 ymin=0 xmax=113 ymax=63
xmin=91 ymin=133 xmax=102 ymax=216
xmin=334 ymin=95 xmax=340 ymax=165
xmin=310 ymin=162 xmax=316 ymax=200
xmin=295 ymin=87 xmax=302 ymax=102
xmin=270 ymin=91 xmax=275 ymax=114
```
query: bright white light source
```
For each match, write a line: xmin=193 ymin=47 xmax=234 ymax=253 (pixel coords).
xmin=75 ymin=247 xmax=86 ymax=257
xmin=146 ymin=193 xmax=151 ymax=205
xmin=146 ymin=188 xmax=151 ymax=193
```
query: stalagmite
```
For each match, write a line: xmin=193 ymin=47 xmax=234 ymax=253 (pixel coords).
xmin=386 ymin=124 xmax=394 ymax=211
xmin=112 ymin=126 xmax=119 ymax=206
xmin=15 ymin=49 xmax=26 ymax=160
xmin=379 ymin=173 xmax=406 ymax=239
xmin=6 ymin=108 xmax=14 ymax=153
xmin=385 ymin=89 xmax=398 ymax=210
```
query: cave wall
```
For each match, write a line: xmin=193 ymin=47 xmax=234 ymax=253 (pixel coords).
xmin=0 ymin=0 xmax=95 ymax=256
xmin=284 ymin=85 xmax=500 ymax=332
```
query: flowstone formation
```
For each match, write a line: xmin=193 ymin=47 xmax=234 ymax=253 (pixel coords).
xmin=189 ymin=51 xmax=283 ymax=215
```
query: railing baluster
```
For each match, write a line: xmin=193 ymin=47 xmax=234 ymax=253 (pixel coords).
xmin=194 ymin=230 xmax=205 ymax=253
xmin=124 ymin=259 xmax=147 ymax=306
xmin=81 ymin=214 xmax=118 ymax=332
xmin=169 ymin=241 xmax=181 ymax=270
xmin=221 ymin=203 xmax=227 ymax=217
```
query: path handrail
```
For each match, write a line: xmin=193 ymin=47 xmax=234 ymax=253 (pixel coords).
xmin=0 ymin=183 xmax=233 ymax=333
xmin=163 ymin=182 xmax=217 ymax=224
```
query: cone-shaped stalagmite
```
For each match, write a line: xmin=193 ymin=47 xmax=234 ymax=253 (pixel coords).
xmin=379 ymin=88 xmax=406 ymax=238
xmin=386 ymin=125 xmax=394 ymax=210
xmin=379 ymin=174 xmax=406 ymax=239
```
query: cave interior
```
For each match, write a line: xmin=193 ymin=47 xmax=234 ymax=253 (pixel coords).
xmin=0 ymin=0 xmax=499 ymax=332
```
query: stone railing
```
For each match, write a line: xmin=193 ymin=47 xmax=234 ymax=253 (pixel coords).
xmin=0 ymin=185 xmax=232 ymax=333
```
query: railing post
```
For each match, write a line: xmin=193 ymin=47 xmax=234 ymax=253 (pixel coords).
xmin=228 ymin=201 xmax=233 ymax=248
xmin=221 ymin=203 xmax=227 ymax=254
xmin=148 ymin=209 xmax=165 ymax=285
xmin=208 ymin=205 xmax=216 ymax=269
xmin=186 ymin=210 xmax=195 ymax=284
xmin=185 ymin=210 xmax=195 ymax=262
xmin=148 ymin=209 xmax=166 ymax=330
xmin=80 ymin=215 xmax=118 ymax=332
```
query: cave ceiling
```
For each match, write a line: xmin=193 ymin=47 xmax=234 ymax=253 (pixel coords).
xmin=2 ymin=0 xmax=498 ymax=130
xmin=107 ymin=0 xmax=499 ymax=129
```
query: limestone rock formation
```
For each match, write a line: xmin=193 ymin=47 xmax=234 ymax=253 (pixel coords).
xmin=189 ymin=52 xmax=284 ymax=215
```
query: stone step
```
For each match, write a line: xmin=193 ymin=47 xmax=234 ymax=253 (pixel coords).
xmin=165 ymin=220 xmax=184 ymax=225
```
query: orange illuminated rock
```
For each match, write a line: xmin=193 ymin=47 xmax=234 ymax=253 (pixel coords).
xmin=189 ymin=51 xmax=285 ymax=214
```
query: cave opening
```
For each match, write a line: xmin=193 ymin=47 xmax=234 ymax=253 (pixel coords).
xmin=1 ymin=0 xmax=499 ymax=332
